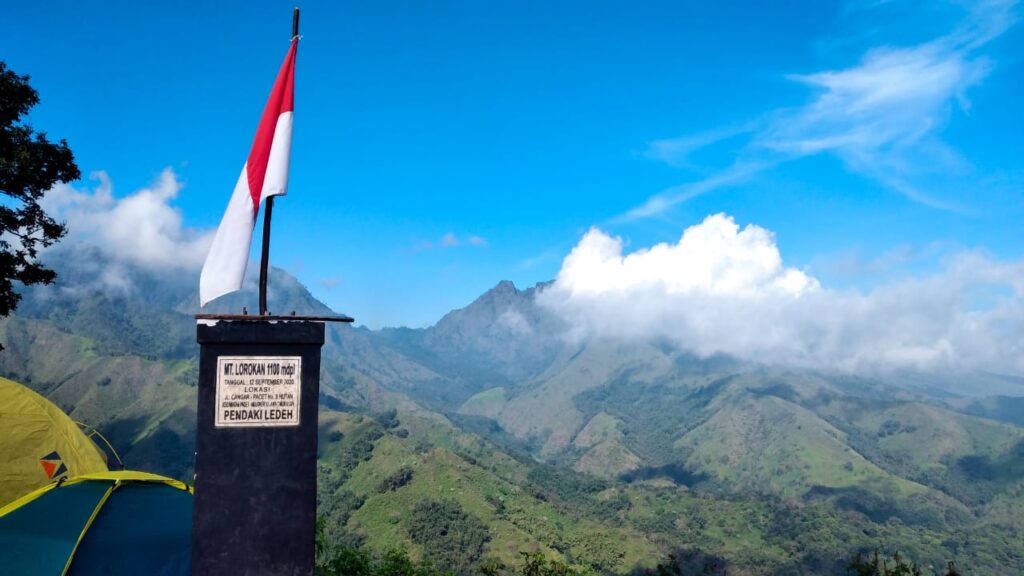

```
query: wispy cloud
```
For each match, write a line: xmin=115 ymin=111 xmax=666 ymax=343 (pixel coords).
xmin=623 ymin=0 xmax=1017 ymax=219
xmin=811 ymin=243 xmax=926 ymax=282
xmin=440 ymin=232 xmax=460 ymax=248
xmin=319 ymin=276 xmax=343 ymax=290
xmin=643 ymin=125 xmax=755 ymax=169
xmin=620 ymin=160 xmax=772 ymax=222
xmin=414 ymin=232 xmax=489 ymax=251
xmin=518 ymin=248 xmax=564 ymax=271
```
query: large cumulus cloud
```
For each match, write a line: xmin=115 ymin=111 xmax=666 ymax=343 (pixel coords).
xmin=41 ymin=168 xmax=213 ymax=271
xmin=538 ymin=214 xmax=1024 ymax=376
xmin=36 ymin=169 xmax=214 ymax=295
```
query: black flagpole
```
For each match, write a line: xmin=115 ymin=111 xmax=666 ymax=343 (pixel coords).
xmin=258 ymin=7 xmax=299 ymax=316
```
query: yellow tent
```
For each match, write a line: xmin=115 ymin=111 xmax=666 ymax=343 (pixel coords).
xmin=0 ymin=377 xmax=108 ymax=507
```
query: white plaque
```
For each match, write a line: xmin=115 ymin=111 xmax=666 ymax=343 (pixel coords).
xmin=215 ymin=356 xmax=301 ymax=427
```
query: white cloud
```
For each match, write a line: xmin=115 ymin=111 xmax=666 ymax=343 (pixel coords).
xmin=538 ymin=214 xmax=1024 ymax=376
xmin=319 ymin=276 xmax=343 ymax=290
xmin=644 ymin=125 xmax=754 ymax=169
xmin=414 ymin=232 xmax=489 ymax=251
xmin=621 ymin=160 xmax=770 ymax=221
xmin=42 ymin=169 xmax=213 ymax=271
xmin=755 ymin=37 xmax=990 ymax=211
xmin=498 ymin=309 xmax=532 ymax=334
xmin=440 ymin=232 xmax=460 ymax=247
xmin=625 ymin=0 xmax=1017 ymax=218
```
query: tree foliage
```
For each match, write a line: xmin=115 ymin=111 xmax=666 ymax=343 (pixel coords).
xmin=317 ymin=545 xmax=447 ymax=576
xmin=407 ymin=500 xmax=491 ymax=575
xmin=316 ymin=543 xmax=592 ymax=576
xmin=638 ymin=551 xmax=728 ymax=576
xmin=847 ymin=549 xmax=964 ymax=576
xmin=377 ymin=466 xmax=415 ymax=493
xmin=0 ymin=61 xmax=78 ymax=320
xmin=317 ymin=513 xmax=975 ymax=576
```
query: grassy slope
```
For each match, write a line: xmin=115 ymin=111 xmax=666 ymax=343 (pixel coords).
xmin=498 ymin=341 xmax=670 ymax=457
xmin=315 ymin=407 xmax=1024 ymax=575
xmin=459 ymin=387 xmax=507 ymax=420
xmin=675 ymin=392 xmax=929 ymax=497
xmin=317 ymin=410 xmax=659 ymax=573
xmin=803 ymin=392 xmax=1024 ymax=514
xmin=571 ymin=412 xmax=641 ymax=478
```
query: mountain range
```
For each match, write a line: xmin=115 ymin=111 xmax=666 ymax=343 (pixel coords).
xmin=4 ymin=245 xmax=1023 ymax=575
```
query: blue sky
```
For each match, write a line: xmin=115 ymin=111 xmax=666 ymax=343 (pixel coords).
xmin=4 ymin=0 xmax=1023 ymax=328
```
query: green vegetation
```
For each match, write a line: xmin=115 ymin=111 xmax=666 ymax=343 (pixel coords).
xmin=459 ymin=387 xmax=508 ymax=420
xmin=407 ymin=500 xmax=490 ymax=575
xmin=315 ymin=537 xmax=979 ymax=576
xmin=316 ymin=521 xmax=447 ymax=576
xmin=846 ymin=549 xmax=963 ymax=576
xmin=377 ymin=466 xmax=415 ymax=493
xmin=315 ymin=411 xmax=658 ymax=573
xmin=526 ymin=465 xmax=631 ymax=523
xmin=0 ymin=61 xmax=79 ymax=325
xmin=310 ymin=407 xmax=1024 ymax=574
xmin=316 ymin=545 xmax=593 ymax=576
xmin=638 ymin=550 xmax=728 ymax=576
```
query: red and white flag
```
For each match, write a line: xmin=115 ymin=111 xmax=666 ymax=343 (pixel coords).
xmin=200 ymin=40 xmax=297 ymax=306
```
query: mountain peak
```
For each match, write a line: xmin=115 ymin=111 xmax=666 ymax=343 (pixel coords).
xmin=491 ymin=280 xmax=518 ymax=294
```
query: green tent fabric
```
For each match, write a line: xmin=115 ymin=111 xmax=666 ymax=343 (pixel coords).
xmin=0 ymin=377 xmax=109 ymax=507
xmin=0 ymin=471 xmax=193 ymax=575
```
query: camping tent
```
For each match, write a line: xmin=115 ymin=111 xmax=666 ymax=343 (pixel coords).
xmin=0 ymin=471 xmax=193 ymax=575
xmin=0 ymin=376 xmax=109 ymax=507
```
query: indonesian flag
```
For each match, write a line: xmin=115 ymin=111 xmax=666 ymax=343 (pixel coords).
xmin=200 ymin=40 xmax=297 ymax=306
